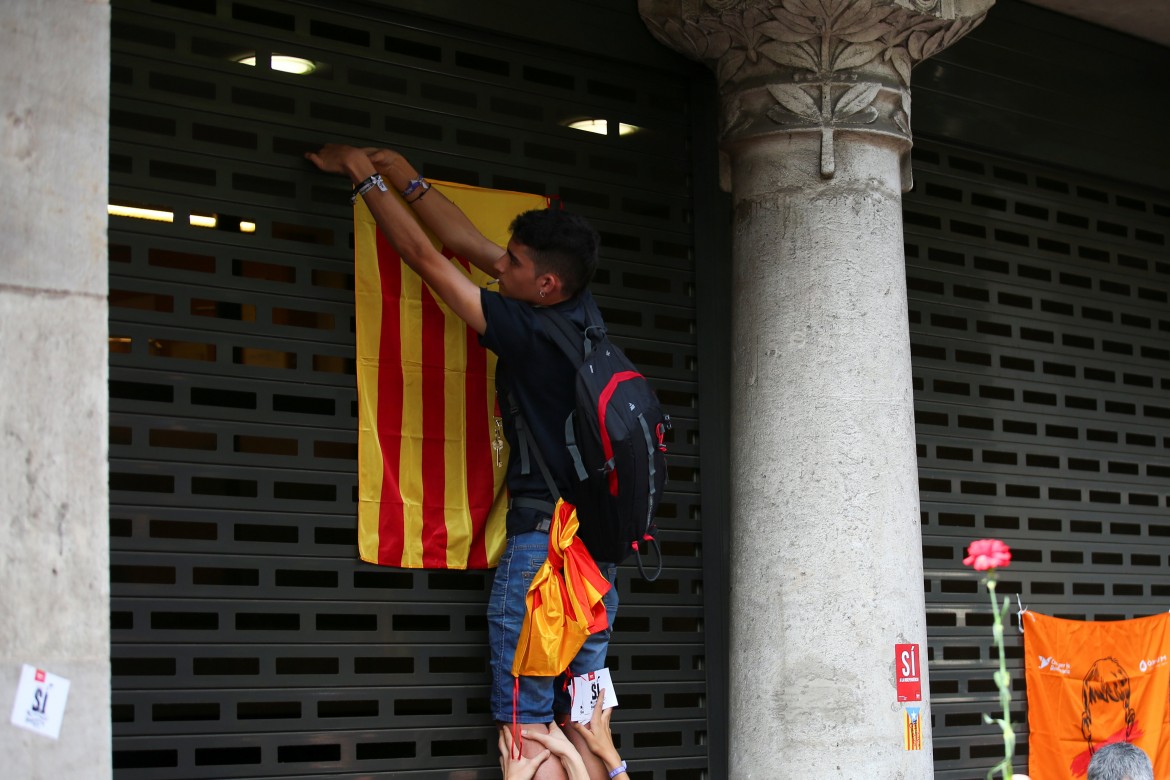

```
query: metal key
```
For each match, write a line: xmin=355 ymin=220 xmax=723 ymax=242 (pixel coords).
xmin=492 ymin=418 xmax=504 ymax=467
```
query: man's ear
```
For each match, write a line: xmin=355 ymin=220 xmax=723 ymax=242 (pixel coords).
xmin=539 ymin=272 xmax=564 ymax=299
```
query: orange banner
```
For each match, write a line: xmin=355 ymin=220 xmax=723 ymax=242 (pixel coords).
xmin=354 ymin=182 xmax=547 ymax=569
xmin=1023 ymin=610 xmax=1170 ymax=779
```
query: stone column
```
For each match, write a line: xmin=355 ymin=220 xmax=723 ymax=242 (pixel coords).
xmin=639 ymin=1 xmax=992 ymax=776
xmin=0 ymin=1 xmax=111 ymax=777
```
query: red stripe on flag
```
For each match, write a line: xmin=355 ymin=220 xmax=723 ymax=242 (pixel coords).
xmin=420 ymin=281 xmax=449 ymax=567
xmin=452 ymin=252 xmax=493 ymax=569
xmin=375 ymin=231 xmax=406 ymax=566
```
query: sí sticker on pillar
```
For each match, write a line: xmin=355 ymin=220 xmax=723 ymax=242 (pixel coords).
xmin=9 ymin=664 xmax=71 ymax=739
xmin=895 ymin=643 xmax=921 ymax=702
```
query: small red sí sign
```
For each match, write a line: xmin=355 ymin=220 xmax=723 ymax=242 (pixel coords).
xmin=896 ymin=643 xmax=922 ymax=702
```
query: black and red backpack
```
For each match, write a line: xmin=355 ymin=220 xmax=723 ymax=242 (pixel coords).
xmin=517 ymin=293 xmax=671 ymax=580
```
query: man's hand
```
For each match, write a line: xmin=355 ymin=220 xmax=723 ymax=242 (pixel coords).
xmin=304 ymin=144 xmax=373 ymax=181
xmin=357 ymin=147 xmax=503 ymax=275
xmin=523 ymin=722 xmax=589 ymax=780
xmin=363 ymin=147 xmax=407 ymax=177
xmin=304 ymin=140 xmax=488 ymax=333
xmin=498 ymin=728 xmax=551 ymax=780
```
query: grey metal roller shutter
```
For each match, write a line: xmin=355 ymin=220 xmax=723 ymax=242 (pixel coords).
xmin=907 ymin=139 xmax=1170 ymax=778
xmin=108 ymin=1 xmax=706 ymax=777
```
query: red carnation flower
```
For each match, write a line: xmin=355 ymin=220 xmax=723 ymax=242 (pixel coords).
xmin=963 ymin=539 xmax=1012 ymax=571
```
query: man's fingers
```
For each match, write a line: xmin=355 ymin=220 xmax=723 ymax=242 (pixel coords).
xmin=589 ymin=688 xmax=610 ymax=731
xmin=523 ymin=730 xmax=554 ymax=748
xmin=303 ymin=144 xmax=364 ymax=175
xmin=304 ymin=149 xmax=341 ymax=174
xmin=499 ymin=725 xmax=516 ymax=756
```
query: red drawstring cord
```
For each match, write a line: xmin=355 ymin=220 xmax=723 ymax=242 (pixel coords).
xmin=512 ymin=677 xmax=522 ymax=759
xmin=514 ymin=673 xmax=577 ymax=758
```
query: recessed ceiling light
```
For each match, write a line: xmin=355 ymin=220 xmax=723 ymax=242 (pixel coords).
xmin=568 ymin=119 xmax=607 ymax=135
xmin=108 ymin=205 xmax=255 ymax=234
xmin=108 ymin=204 xmax=173 ymax=223
xmin=237 ymin=54 xmax=317 ymax=75
xmin=566 ymin=119 xmax=640 ymax=136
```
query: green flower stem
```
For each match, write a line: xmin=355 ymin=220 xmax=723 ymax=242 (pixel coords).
xmin=985 ymin=574 xmax=1015 ymax=780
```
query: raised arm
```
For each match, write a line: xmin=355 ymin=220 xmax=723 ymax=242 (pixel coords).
xmin=363 ymin=147 xmax=503 ymax=275
xmin=306 ymin=143 xmax=488 ymax=334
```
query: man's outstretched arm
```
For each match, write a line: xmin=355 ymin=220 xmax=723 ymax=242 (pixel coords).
xmin=363 ymin=147 xmax=503 ymax=276
xmin=306 ymin=143 xmax=488 ymax=334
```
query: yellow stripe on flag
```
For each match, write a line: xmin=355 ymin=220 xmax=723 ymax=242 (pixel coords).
xmin=355 ymin=201 xmax=385 ymax=566
xmin=399 ymin=261 xmax=425 ymax=568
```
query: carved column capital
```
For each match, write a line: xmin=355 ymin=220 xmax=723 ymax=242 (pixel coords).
xmin=639 ymin=0 xmax=993 ymax=180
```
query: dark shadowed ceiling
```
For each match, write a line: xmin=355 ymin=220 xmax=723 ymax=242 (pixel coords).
xmin=1024 ymin=0 xmax=1170 ymax=47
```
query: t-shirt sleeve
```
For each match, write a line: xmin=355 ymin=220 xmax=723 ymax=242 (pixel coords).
xmin=478 ymin=288 xmax=541 ymax=362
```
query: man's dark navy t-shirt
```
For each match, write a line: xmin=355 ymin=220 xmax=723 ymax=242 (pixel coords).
xmin=478 ymin=287 xmax=588 ymax=537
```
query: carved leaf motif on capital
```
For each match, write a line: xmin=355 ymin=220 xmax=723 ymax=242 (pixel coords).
xmin=702 ymin=6 xmax=777 ymax=86
xmin=882 ymin=10 xmax=981 ymax=84
xmin=765 ymin=82 xmax=879 ymax=125
xmin=641 ymin=0 xmax=989 ymax=181
xmin=759 ymin=0 xmax=894 ymax=77
xmin=642 ymin=0 xmax=989 ymax=88
xmin=763 ymin=80 xmax=883 ymax=176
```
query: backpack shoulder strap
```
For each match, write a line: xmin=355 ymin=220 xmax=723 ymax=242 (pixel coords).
xmin=536 ymin=292 xmax=604 ymax=362
xmin=506 ymin=390 xmax=561 ymax=511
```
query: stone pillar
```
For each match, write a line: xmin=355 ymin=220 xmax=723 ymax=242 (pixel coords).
xmin=639 ymin=1 xmax=992 ymax=776
xmin=0 ymin=1 xmax=111 ymax=778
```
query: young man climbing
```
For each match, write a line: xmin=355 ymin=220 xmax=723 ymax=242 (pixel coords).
xmin=306 ymin=145 xmax=620 ymax=780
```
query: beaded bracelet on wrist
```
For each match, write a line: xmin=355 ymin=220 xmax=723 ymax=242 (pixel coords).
xmin=350 ymin=173 xmax=387 ymax=204
xmin=401 ymin=176 xmax=428 ymax=199
xmin=407 ymin=181 xmax=432 ymax=204
xmin=404 ymin=178 xmax=432 ymax=204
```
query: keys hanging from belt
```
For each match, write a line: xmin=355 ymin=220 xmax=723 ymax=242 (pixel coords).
xmin=492 ymin=417 xmax=504 ymax=468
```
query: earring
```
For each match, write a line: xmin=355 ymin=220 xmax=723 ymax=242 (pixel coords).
xmin=539 ymin=289 xmax=546 ymax=298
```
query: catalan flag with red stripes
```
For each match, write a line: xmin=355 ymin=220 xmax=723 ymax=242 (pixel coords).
xmin=354 ymin=182 xmax=548 ymax=569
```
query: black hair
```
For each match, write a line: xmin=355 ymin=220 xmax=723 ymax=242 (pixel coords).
xmin=509 ymin=209 xmax=599 ymax=297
